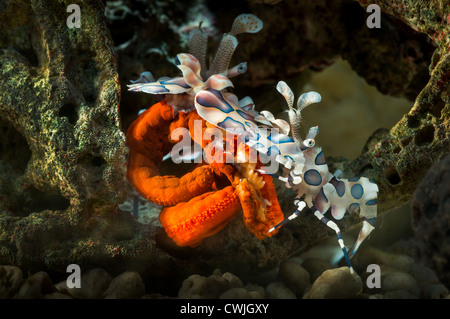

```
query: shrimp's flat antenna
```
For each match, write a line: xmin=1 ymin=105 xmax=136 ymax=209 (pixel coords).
xmin=229 ymin=14 xmax=263 ymax=36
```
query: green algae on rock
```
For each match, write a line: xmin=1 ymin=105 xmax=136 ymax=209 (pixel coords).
xmin=0 ymin=0 xmax=128 ymax=271
xmin=343 ymin=1 xmax=450 ymax=213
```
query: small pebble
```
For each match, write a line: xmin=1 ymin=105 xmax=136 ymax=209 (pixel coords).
xmin=103 ymin=271 xmax=145 ymax=299
xmin=178 ymin=269 xmax=243 ymax=299
xmin=219 ymin=287 xmax=264 ymax=299
xmin=301 ymin=258 xmax=332 ymax=282
xmin=82 ymin=268 xmax=112 ymax=298
xmin=304 ymin=267 xmax=362 ymax=299
xmin=277 ymin=259 xmax=310 ymax=297
xmin=222 ymin=272 xmax=243 ymax=289
xmin=55 ymin=269 xmax=112 ymax=299
xmin=44 ymin=291 xmax=73 ymax=299
xmin=422 ymin=284 xmax=449 ymax=299
xmin=55 ymin=278 xmax=93 ymax=299
xmin=384 ymin=289 xmax=418 ymax=299
xmin=178 ymin=274 xmax=214 ymax=299
xmin=352 ymin=246 xmax=413 ymax=272
xmin=265 ymin=282 xmax=296 ymax=299
xmin=244 ymin=283 xmax=265 ymax=297
xmin=406 ymin=263 xmax=441 ymax=290
xmin=16 ymin=271 xmax=56 ymax=299
xmin=0 ymin=265 xmax=23 ymax=298
xmin=141 ymin=293 xmax=172 ymax=299
xmin=381 ymin=271 xmax=419 ymax=296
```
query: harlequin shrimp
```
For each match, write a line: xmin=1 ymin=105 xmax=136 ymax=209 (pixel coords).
xmin=196 ymin=81 xmax=379 ymax=271
xmin=268 ymin=82 xmax=379 ymax=270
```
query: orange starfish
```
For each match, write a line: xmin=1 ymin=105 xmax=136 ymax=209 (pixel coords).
xmin=126 ymin=99 xmax=284 ymax=247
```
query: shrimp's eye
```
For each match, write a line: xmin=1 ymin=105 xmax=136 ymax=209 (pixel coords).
xmin=303 ymin=138 xmax=315 ymax=148
xmin=238 ymin=63 xmax=247 ymax=73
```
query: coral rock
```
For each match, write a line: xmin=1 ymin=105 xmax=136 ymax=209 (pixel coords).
xmin=411 ymin=154 xmax=450 ymax=287
xmin=0 ymin=0 xmax=131 ymax=277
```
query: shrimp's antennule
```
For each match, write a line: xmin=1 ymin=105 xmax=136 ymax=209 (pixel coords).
xmin=188 ymin=26 xmax=208 ymax=79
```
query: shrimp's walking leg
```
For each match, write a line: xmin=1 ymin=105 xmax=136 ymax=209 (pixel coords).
xmin=311 ymin=206 xmax=354 ymax=273
xmin=350 ymin=217 xmax=376 ymax=259
xmin=268 ymin=197 xmax=306 ymax=233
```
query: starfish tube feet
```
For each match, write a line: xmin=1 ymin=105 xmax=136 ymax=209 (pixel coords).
xmin=159 ymin=186 xmax=241 ymax=247
xmin=236 ymin=169 xmax=285 ymax=239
